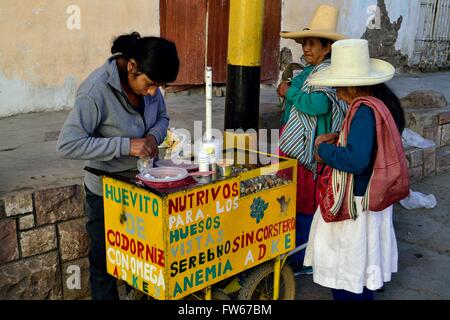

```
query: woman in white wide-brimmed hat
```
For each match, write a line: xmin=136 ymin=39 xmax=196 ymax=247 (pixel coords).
xmin=277 ymin=4 xmax=348 ymax=274
xmin=304 ymin=39 xmax=410 ymax=300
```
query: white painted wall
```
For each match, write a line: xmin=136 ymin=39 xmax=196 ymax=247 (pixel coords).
xmin=0 ymin=0 xmax=160 ymax=118
xmin=281 ymin=0 xmax=421 ymax=63
xmin=340 ymin=0 xmax=421 ymax=59
xmin=0 ymin=0 xmax=424 ymax=117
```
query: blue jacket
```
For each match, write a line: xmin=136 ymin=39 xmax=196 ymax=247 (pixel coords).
xmin=318 ymin=105 xmax=376 ymax=196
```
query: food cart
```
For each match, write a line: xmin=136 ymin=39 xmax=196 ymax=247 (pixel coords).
xmin=86 ymin=148 xmax=297 ymax=300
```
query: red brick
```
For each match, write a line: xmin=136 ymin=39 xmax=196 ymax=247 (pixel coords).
xmin=0 ymin=219 xmax=19 ymax=263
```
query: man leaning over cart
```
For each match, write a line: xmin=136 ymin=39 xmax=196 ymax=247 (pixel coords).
xmin=57 ymin=32 xmax=179 ymax=300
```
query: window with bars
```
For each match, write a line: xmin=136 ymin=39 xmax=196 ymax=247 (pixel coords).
xmin=415 ymin=0 xmax=450 ymax=69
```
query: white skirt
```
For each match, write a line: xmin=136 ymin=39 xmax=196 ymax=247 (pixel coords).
xmin=304 ymin=197 xmax=398 ymax=294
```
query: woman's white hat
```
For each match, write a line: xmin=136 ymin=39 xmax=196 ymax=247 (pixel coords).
xmin=308 ymin=39 xmax=395 ymax=87
xmin=280 ymin=5 xmax=346 ymax=42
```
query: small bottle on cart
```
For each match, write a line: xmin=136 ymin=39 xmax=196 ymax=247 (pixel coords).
xmin=198 ymin=151 xmax=210 ymax=173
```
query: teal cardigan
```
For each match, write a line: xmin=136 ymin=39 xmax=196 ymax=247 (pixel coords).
xmin=282 ymin=65 xmax=332 ymax=136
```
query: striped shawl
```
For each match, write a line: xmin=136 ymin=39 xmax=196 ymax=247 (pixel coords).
xmin=279 ymin=60 xmax=348 ymax=173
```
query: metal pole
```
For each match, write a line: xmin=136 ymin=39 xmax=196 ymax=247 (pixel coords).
xmin=205 ymin=66 xmax=213 ymax=142
xmin=430 ymin=0 xmax=438 ymax=38
xmin=225 ymin=0 xmax=265 ymax=132
xmin=273 ymin=257 xmax=281 ymax=300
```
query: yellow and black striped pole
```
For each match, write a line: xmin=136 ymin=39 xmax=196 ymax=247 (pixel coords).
xmin=225 ymin=0 xmax=265 ymax=131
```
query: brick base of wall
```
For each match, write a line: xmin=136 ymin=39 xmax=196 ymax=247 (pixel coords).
xmin=404 ymin=107 xmax=450 ymax=183
xmin=0 ymin=185 xmax=90 ymax=300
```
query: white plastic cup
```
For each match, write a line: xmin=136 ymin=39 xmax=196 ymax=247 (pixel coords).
xmin=137 ymin=158 xmax=154 ymax=173
xmin=198 ymin=152 xmax=210 ymax=173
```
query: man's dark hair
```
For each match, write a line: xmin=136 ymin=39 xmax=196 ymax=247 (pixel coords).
xmin=111 ymin=32 xmax=180 ymax=83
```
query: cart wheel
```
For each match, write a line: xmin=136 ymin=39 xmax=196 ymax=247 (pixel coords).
xmin=210 ymin=289 xmax=232 ymax=300
xmin=237 ymin=262 xmax=296 ymax=300
xmin=184 ymin=289 xmax=231 ymax=300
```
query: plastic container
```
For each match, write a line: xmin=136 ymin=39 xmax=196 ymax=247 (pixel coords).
xmin=217 ymin=159 xmax=234 ymax=177
xmin=198 ymin=152 xmax=210 ymax=173
xmin=195 ymin=137 xmax=224 ymax=161
xmin=138 ymin=167 xmax=188 ymax=183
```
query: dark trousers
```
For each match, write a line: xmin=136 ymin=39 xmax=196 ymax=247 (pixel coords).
xmin=85 ymin=186 xmax=119 ymax=300
xmin=331 ymin=287 xmax=374 ymax=301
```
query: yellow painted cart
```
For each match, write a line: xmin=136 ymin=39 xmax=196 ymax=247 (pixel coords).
xmin=86 ymin=148 xmax=298 ymax=300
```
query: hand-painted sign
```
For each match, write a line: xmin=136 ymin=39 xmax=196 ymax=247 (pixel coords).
xmin=103 ymin=172 xmax=296 ymax=300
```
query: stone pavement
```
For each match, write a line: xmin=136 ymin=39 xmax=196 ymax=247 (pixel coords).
xmin=1 ymin=71 xmax=450 ymax=299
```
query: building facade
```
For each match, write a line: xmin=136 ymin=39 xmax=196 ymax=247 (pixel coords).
xmin=0 ymin=0 xmax=449 ymax=117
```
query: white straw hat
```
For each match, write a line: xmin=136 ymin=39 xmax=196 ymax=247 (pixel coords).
xmin=307 ymin=39 xmax=395 ymax=87
xmin=280 ymin=5 xmax=346 ymax=42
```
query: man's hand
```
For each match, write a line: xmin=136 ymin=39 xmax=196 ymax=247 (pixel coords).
xmin=315 ymin=133 xmax=339 ymax=148
xmin=130 ymin=135 xmax=159 ymax=159
xmin=145 ymin=134 xmax=159 ymax=159
xmin=277 ymin=82 xmax=291 ymax=98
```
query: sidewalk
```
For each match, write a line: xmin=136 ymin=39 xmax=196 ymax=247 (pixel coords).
xmin=388 ymin=71 xmax=450 ymax=103
xmin=0 ymin=86 xmax=279 ymax=196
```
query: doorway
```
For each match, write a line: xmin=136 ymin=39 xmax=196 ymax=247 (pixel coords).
xmin=160 ymin=0 xmax=281 ymax=85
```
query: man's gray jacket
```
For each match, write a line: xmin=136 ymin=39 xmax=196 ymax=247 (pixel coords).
xmin=57 ymin=56 xmax=169 ymax=196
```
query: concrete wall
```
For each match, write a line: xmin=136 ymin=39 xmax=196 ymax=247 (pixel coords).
xmin=0 ymin=0 xmax=160 ymax=118
xmin=280 ymin=0 xmax=421 ymax=66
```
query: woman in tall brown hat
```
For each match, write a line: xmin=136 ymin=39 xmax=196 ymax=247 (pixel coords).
xmin=277 ymin=4 xmax=348 ymax=275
